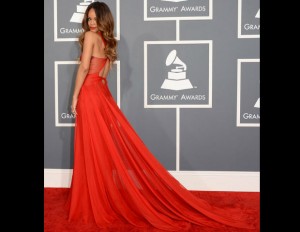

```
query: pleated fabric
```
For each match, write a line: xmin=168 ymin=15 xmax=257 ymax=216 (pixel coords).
xmin=65 ymin=56 xmax=256 ymax=231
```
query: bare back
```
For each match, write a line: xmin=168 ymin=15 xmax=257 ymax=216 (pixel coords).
xmin=92 ymin=32 xmax=111 ymax=78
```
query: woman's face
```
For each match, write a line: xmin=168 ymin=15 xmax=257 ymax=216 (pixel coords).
xmin=87 ymin=8 xmax=98 ymax=32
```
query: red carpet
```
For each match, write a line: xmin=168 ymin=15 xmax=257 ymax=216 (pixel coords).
xmin=44 ymin=188 xmax=259 ymax=232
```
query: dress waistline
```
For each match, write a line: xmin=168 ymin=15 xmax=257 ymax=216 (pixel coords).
xmin=83 ymin=73 xmax=107 ymax=86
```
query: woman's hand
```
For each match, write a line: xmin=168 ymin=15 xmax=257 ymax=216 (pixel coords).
xmin=71 ymin=97 xmax=78 ymax=116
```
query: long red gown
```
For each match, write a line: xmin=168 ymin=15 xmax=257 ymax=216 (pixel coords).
xmin=65 ymin=34 xmax=256 ymax=231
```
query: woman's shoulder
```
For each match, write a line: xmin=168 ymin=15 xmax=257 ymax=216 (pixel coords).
xmin=84 ymin=31 xmax=97 ymax=40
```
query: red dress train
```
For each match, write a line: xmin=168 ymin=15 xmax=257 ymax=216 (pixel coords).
xmin=65 ymin=48 xmax=256 ymax=231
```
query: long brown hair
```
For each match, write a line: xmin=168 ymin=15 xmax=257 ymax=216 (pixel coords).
xmin=79 ymin=2 xmax=117 ymax=62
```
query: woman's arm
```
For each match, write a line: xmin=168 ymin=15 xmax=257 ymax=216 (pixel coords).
xmin=71 ymin=32 xmax=94 ymax=115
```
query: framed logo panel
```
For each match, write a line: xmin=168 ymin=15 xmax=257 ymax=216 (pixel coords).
xmin=237 ymin=59 xmax=260 ymax=127
xmin=238 ymin=0 xmax=260 ymax=38
xmin=54 ymin=61 xmax=120 ymax=127
xmin=144 ymin=41 xmax=212 ymax=108
xmin=54 ymin=0 xmax=120 ymax=41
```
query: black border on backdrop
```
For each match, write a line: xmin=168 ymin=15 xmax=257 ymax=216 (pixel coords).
xmin=3 ymin=0 xmax=295 ymax=231
xmin=260 ymin=0 xmax=296 ymax=231
xmin=2 ymin=1 xmax=44 ymax=232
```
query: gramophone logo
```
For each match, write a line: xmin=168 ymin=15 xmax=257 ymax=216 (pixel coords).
xmin=70 ymin=0 xmax=94 ymax=23
xmin=255 ymin=9 xmax=260 ymax=18
xmin=161 ymin=50 xmax=193 ymax=90
xmin=254 ymin=98 xmax=260 ymax=108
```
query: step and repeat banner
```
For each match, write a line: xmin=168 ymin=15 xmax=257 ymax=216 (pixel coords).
xmin=45 ymin=0 xmax=259 ymax=173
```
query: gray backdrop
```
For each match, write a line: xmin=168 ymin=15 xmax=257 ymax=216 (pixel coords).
xmin=44 ymin=0 xmax=260 ymax=172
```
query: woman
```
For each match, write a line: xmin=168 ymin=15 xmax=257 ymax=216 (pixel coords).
xmin=66 ymin=2 xmax=256 ymax=231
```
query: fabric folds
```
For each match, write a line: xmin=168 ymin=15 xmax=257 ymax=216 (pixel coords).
xmin=65 ymin=57 xmax=256 ymax=231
